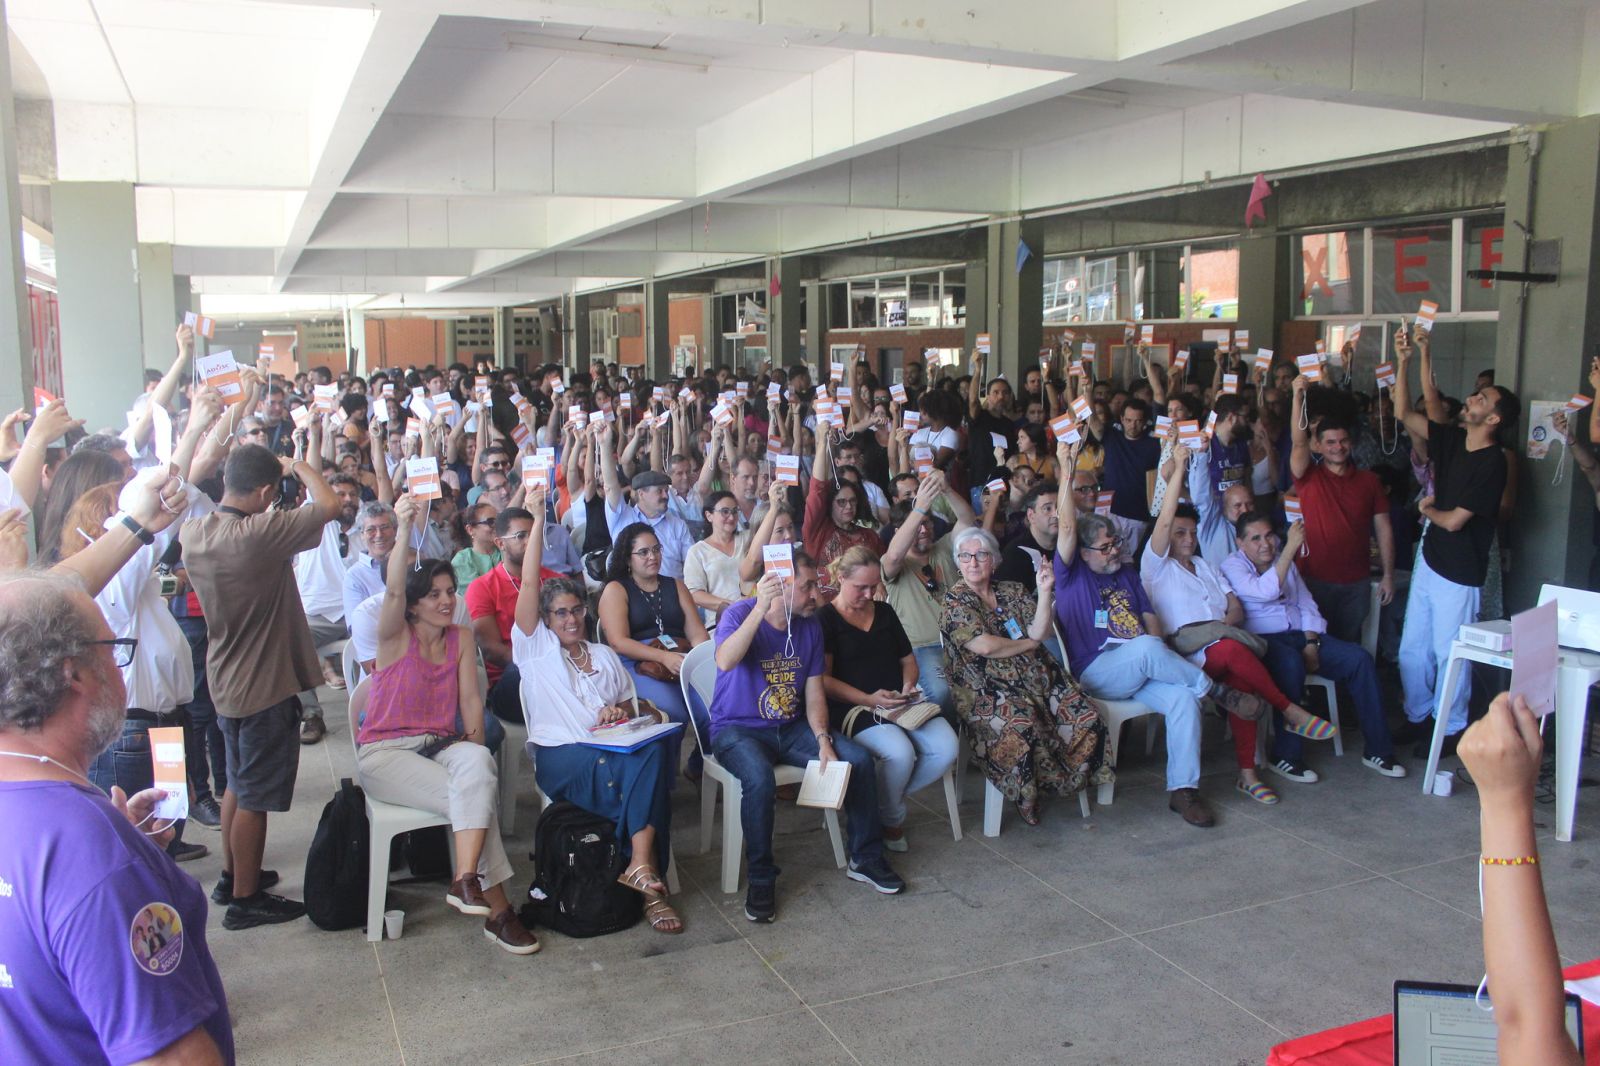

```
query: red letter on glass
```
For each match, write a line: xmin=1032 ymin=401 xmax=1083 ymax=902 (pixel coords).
xmin=1394 ymin=235 xmax=1429 ymax=294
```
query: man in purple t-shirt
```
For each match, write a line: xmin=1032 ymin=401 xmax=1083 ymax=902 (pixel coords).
xmin=1050 ymin=454 xmax=1265 ymax=828
xmin=708 ymin=553 xmax=905 ymax=923
xmin=0 ymin=571 xmax=233 ymax=1065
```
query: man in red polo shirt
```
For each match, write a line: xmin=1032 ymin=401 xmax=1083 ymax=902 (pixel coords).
xmin=1289 ymin=375 xmax=1395 ymax=644
xmin=467 ymin=506 xmax=561 ymax=725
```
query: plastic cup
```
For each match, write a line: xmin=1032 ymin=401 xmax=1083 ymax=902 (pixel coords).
xmin=384 ymin=909 xmax=405 ymax=939
xmin=1432 ymin=770 xmax=1454 ymax=798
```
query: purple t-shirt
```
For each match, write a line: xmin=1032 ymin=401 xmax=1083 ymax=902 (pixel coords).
xmin=0 ymin=781 xmax=233 ymax=1066
xmin=1053 ymin=551 xmax=1153 ymax=676
xmin=709 ymin=597 xmax=823 ymax=740
xmin=1208 ymin=437 xmax=1251 ymax=495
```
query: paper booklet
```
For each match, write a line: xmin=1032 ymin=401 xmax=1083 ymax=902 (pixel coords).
xmin=796 ymin=758 xmax=852 ymax=810
xmin=581 ymin=719 xmax=683 ymax=753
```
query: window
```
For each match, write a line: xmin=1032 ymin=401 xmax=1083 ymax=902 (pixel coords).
xmin=942 ymin=280 xmax=966 ymax=326
xmin=1184 ymin=243 xmax=1239 ymax=320
xmin=907 ymin=274 xmax=940 ymax=328
xmin=848 ymin=280 xmax=877 ymax=330
xmin=1371 ymin=223 xmax=1452 ymax=315
xmin=1043 ymin=258 xmax=1084 ymax=322
xmin=877 ymin=276 xmax=908 ymax=328
xmin=1134 ymin=247 xmax=1184 ymax=320
xmin=1461 ymin=217 xmax=1505 ymax=313
xmin=1084 ymin=256 xmax=1121 ymax=321
xmin=1296 ymin=230 xmax=1364 ymax=316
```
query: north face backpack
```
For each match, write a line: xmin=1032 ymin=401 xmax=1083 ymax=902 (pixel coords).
xmin=518 ymin=802 xmax=641 ymax=938
xmin=304 ymin=778 xmax=370 ymax=931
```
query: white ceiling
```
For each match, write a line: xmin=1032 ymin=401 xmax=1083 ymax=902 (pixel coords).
xmin=8 ymin=0 xmax=1596 ymax=309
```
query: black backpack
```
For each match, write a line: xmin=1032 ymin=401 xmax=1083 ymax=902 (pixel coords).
xmin=518 ymin=802 xmax=640 ymax=938
xmin=304 ymin=778 xmax=370 ymax=931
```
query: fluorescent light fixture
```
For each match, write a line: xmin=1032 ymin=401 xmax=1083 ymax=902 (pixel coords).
xmin=505 ymin=32 xmax=713 ymax=72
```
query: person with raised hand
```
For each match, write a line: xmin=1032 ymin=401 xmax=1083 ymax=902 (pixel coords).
xmin=1458 ymin=693 xmax=1582 ymax=1066
xmin=4 ymin=397 xmax=86 ymax=515
xmin=510 ymin=486 xmax=682 ymax=934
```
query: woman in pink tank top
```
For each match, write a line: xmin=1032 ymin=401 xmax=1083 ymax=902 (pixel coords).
xmin=355 ymin=495 xmax=538 ymax=955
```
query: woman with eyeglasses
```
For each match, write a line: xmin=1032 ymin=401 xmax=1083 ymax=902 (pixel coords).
xmin=804 ymin=415 xmax=884 ymax=596
xmin=451 ymin=501 xmax=501 ymax=589
xmin=683 ymin=490 xmax=749 ymax=627
xmin=598 ymin=523 xmax=708 ymax=780
xmin=938 ymin=526 xmax=1109 ymax=826
xmin=54 ymin=390 xmax=229 ymax=859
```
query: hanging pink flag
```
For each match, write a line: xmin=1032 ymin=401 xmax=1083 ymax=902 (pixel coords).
xmin=1244 ymin=173 xmax=1272 ymax=227
xmin=769 ymin=273 xmax=781 ymax=298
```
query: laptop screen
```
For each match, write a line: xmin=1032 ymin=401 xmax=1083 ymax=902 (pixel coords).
xmin=1394 ymin=981 xmax=1584 ymax=1065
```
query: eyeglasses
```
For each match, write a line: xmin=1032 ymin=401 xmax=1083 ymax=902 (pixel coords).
xmin=483 ymin=461 xmax=508 ymax=470
xmin=242 ymin=428 xmax=266 ymax=437
xmin=710 ymin=507 xmax=740 ymax=516
xmin=92 ymin=638 xmax=138 ymax=668
xmin=956 ymin=551 xmax=993 ymax=564
xmin=548 ymin=605 xmax=587 ymax=620
xmin=632 ymin=545 xmax=663 ymax=557
xmin=1085 ymin=538 xmax=1124 ymax=556
xmin=468 ymin=519 xmax=494 ymax=528
xmin=500 ymin=530 xmax=532 ymax=543
xmin=363 ymin=523 xmax=396 ymax=537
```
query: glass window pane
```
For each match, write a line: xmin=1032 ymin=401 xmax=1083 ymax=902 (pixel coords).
xmin=1134 ymin=247 xmax=1184 ymax=320
xmin=1461 ymin=216 xmax=1505 ymax=313
xmin=878 ymin=276 xmax=908 ymax=327
xmin=1184 ymin=243 xmax=1239 ymax=320
xmin=1042 ymin=258 xmax=1085 ymax=323
xmin=906 ymin=275 xmax=938 ymax=327
xmin=849 ymin=280 xmax=877 ymax=329
xmin=1085 ymin=256 xmax=1120 ymax=321
xmin=942 ymin=280 xmax=966 ymax=326
xmin=1296 ymin=230 xmax=1365 ymax=316
xmin=1371 ymin=222 xmax=1451 ymax=315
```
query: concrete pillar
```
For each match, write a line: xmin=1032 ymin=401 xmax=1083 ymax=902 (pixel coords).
xmin=963 ymin=260 xmax=988 ymax=358
xmin=982 ymin=218 xmax=1043 ymax=386
xmin=1496 ymin=117 xmax=1600 ymax=609
xmin=53 ymin=182 xmax=145 ymax=433
xmin=136 ymin=244 xmax=185 ymax=371
xmin=643 ymin=281 xmax=671 ymax=381
xmin=492 ymin=306 xmax=514 ymax=369
xmin=569 ymin=293 xmax=592 ymax=375
xmin=0 ymin=1 xmax=33 ymax=416
xmin=1236 ymin=234 xmax=1294 ymax=358
xmin=349 ymin=309 xmax=368 ymax=376
xmin=803 ymin=278 xmax=829 ymax=370
xmin=767 ymin=258 xmax=802 ymax=371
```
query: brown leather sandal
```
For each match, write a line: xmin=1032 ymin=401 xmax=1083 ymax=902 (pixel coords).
xmin=616 ymin=863 xmax=667 ymax=898
xmin=643 ymin=896 xmax=684 ymax=934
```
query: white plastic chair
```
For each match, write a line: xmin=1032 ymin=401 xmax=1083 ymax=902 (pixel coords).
xmin=1048 ymin=622 xmax=1159 ymax=807
xmin=341 ymin=640 xmax=365 ymax=693
xmin=1305 ymin=674 xmax=1344 ymax=757
xmin=679 ymin=641 xmax=846 ymax=894
xmin=347 ymin=680 xmax=454 ymax=942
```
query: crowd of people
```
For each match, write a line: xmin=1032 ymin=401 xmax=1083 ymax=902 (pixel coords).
xmin=3 ymin=317 xmax=1576 ymax=1064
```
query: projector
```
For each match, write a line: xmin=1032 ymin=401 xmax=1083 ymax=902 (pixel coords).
xmin=1458 ymin=620 xmax=1512 ymax=652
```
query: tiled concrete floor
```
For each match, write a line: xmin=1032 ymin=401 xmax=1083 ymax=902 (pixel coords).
xmin=197 ymin=689 xmax=1600 ymax=1066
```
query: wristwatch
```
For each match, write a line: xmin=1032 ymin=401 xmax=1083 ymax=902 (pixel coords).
xmin=1305 ymin=634 xmax=1322 ymax=646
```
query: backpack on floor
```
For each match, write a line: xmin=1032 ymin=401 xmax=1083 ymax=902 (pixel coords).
xmin=304 ymin=778 xmax=370 ymax=931
xmin=518 ymin=802 xmax=641 ymax=938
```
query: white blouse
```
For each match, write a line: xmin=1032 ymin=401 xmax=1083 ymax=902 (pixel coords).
xmin=511 ymin=623 xmax=634 ymax=746
xmin=1139 ymin=540 xmax=1234 ymax=666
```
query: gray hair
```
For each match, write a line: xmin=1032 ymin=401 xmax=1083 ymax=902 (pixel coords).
xmin=540 ymin=577 xmax=586 ymax=617
xmin=1076 ymin=513 xmax=1116 ymax=547
xmin=73 ymin=432 xmax=126 ymax=457
xmin=951 ymin=526 xmax=1001 ymax=560
xmin=0 ymin=571 xmax=96 ymax=732
xmin=357 ymin=500 xmax=396 ymax=530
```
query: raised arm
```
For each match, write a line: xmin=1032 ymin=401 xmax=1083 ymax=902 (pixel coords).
xmin=1289 ymin=374 xmax=1314 ymax=480
xmin=128 ymin=325 xmax=194 ymax=452
xmin=7 ymin=399 xmax=84 ymax=508
xmin=882 ymin=473 xmax=941 ymax=580
xmin=739 ymin=480 xmax=787 ymax=583
xmin=1390 ymin=332 xmax=1431 ymax=441
xmin=1147 ymin=445 xmax=1191 ymax=558
xmin=1054 ymin=437 xmax=1083 ymax=557
xmin=967 ymin=349 xmax=984 ymax=421
xmin=512 ymin=488 xmax=549 ymax=635
xmin=52 ymin=473 xmax=186 ymax=597
xmin=1414 ymin=327 xmax=1448 ymax=424
xmin=1554 ymin=410 xmax=1600 ymax=496
xmin=376 ymin=495 xmax=421 ymax=662
xmin=598 ymin=422 xmax=623 ymax=509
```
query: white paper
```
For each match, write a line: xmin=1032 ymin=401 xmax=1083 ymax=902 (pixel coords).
xmin=1509 ymin=600 xmax=1558 ymax=717
xmin=796 ymin=758 xmax=851 ymax=809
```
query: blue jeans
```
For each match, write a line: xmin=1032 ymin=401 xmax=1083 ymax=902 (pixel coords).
xmin=1259 ymin=630 xmax=1394 ymax=760
xmin=624 ymin=658 xmax=697 ymax=778
xmin=709 ymin=717 xmax=883 ymax=886
xmin=1399 ymin=553 xmax=1479 ymax=734
xmin=1077 ymin=634 xmax=1206 ymax=791
xmin=912 ymin=644 xmax=954 ymax=718
xmin=853 ymin=718 xmax=959 ymax=827
xmin=487 ymin=664 xmax=523 ymax=723
xmin=176 ymin=616 xmax=225 ymax=798
xmin=89 ymin=717 xmax=188 ymax=848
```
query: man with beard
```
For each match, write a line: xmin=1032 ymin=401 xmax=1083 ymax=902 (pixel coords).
xmin=1205 ymin=395 xmax=1253 ymax=497
xmin=709 ymin=554 xmax=905 ymax=923
xmin=0 ymin=482 xmax=235 ymax=1065
xmin=1288 ymin=376 xmax=1396 ymax=644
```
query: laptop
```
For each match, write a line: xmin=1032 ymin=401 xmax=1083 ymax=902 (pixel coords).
xmin=1393 ymin=980 xmax=1584 ymax=1065
xmin=1536 ymin=584 xmax=1600 ymax=653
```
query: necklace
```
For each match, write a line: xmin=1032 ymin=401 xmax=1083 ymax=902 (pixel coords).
xmin=563 ymin=641 xmax=593 ymax=674
xmin=0 ymin=749 xmax=92 ymax=786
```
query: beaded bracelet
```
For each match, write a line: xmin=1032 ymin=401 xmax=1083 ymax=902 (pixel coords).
xmin=1480 ymin=855 xmax=1539 ymax=867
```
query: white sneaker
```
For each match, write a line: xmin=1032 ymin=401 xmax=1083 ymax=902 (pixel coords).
xmin=1363 ymin=754 xmax=1407 ymax=778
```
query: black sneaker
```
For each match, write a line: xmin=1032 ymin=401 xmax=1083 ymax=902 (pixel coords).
xmin=846 ymin=859 xmax=906 ymax=895
xmin=167 ymin=840 xmax=209 ymax=863
xmin=744 ymin=882 xmax=776 ymax=923
xmin=190 ymin=794 xmax=222 ymax=830
xmin=1265 ymin=758 xmax=1319 ymax=784
xmin=222 ymin=891 xmax=305 ymax=930
xmin=1363 ymin=754 xmax=1408 ymax=778
xmin=1391 ymin=719 xmax=1432 ymax=745
xmin=211 ymin=869 xmax=281 ymax=905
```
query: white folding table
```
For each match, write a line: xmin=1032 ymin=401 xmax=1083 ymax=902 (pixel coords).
xmin=1421 ymin=638 xmax=1600 ymax=842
